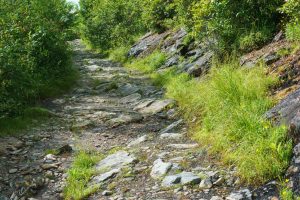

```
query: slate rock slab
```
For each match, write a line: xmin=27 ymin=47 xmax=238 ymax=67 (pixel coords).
xmin=140 ymin=99 xmax=174 ymax=115
xmin=162 ymin=175 xmax=181 ymax=187
xmin=93 ymin=169 xmax=120 ymax=183
xmin=179 ymin=171 xmax=201 ymax=185
xmin=150 ymin=159 xmax=173 ymax=179
xmin=265 ymin=88 xmax=300 ymax=142
xmin=226 ymin=189 xmax=252 ymax=200
xmin=96 ymin=151 xmax=136 ymax=171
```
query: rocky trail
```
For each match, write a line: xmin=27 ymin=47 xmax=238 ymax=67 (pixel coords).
xmin=0 ymin=40 xmax=291 ymax=200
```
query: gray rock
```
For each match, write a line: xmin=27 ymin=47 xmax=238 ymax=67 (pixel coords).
xmin=86 ymin=64 xmax=102 ymax=72
xmin=150 ymin=159 xmax=173 ymax=179
xmin=102 ymin=190 xmax=113 ymax=196
xmin=107 ymin=113 xmax=143 ymax=127
xmin=163 ymin=55 xmax=180 ymax=68
xmin=96 ymin=151 xmax=136 ymax=171
xmin=133 ymin=99 xmax=155 ymax=111
xmin=166 ymin=143 xmax=199 ymax=149
xmin=120 ymin=93 xmax=142 ymax=104
xmin=93 ymin=169 xmax=120 ymax=183
xmin=199 ymin=178 xmax=213 ymax=189
xmin=8 ymin=169 xmax=18 ymax=174
xmin=162 ymin=175 xmax=181 ymax=187
xmin=186 ymin=51 xmax=213 ymax=77
xmin=140 ymin=99 xmax=174 ymax=115
xmin=226 ymin=189 xmax=252 ymax=200
xmin=211 ymin=196 xmax=223 ymax=200
xmin=128 ymin=135 xmax=148 ymax=147
xmin=128 ymin=32 xmax=170 ymax=58
xmin=160 ymin=119 xmax=183 ymax=134
xmin=160 ymin=133 xmax=183 ymax=140
xmin=179 ymin=172 xmax=201 ymax=185
xmin=293 ymin=143 xmax=300 ymax=157
xmin=265 ymin=88 xmax=300 ymax=142
xmin=0 ymin=194 xmax=9 ymax=200
xmin=118 ymin=83 xmax=140 ymax=96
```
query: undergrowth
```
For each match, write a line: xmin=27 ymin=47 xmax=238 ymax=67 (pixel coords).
xmin=0 ymin=107 xmax=55 ymax=137
xmin=126 ymin=52 xmax=292 ymax=184
xmin=64 ymin=151 xmax=103 ymax=200
xmin=126 ymin=51 xmax=166 ymax=73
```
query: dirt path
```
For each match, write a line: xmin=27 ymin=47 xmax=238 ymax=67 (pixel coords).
xmin=0 ymin=40 xmax=278 ymax=200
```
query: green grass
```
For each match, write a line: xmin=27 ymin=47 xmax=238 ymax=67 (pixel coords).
xmin=0 ymin=107 xmax=55 ymax=136
xmin=64 ymin=151 xmax=104 ymax=200
xmin=126 ymin=51 xmax=292 ymax=184
xmin=165 ymin=62 xmax=292 ymax=184
xmin=109 ymin=46 xmax=131 ymax=63
xmin=286 ymin=23 xmax=300 ymax=42
xmin=126 ymin=51 xmax=166 ymax=73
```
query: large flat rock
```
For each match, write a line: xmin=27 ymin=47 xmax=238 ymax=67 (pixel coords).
xmin=96 ymin=151 xmax=136 ymax=171
xmin=265 ymin=87 xmax=300 ymax=141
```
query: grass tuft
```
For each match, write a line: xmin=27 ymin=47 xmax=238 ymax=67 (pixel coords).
xmin=109 ymin=46 xmax=131 ymax=63
xmin=64 ymin=151 xmax=103 ymax=200
xmin=126 ymin=51 xmax=166 ymax=73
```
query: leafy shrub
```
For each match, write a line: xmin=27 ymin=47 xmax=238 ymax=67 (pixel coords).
xmin=188 ymin=0 xmax=283 ymax=52
xmin=142 ymin=0 xmax=177 ymax=32
xmin=281 ymin=0 xmax=300 ymax=41
xmin=0 ymin=0 xmax=76 ymax=117
xmin=79 ymin=0 xmax=146 ymax=51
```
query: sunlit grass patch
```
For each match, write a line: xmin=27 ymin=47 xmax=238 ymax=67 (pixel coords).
xmin=64 ymin=151 xmax=104 ymax=200
xmin=164 ymin=62 xmax=292 ymax=184
xmin=126 ymin=51 xmax=166 ymax=73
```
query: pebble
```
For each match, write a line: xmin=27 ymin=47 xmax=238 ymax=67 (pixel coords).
xmin=8 ymin=169 xmax=18 ymax=174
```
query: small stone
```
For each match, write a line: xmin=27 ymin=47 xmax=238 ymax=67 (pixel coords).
xmin=226 ymin=189 xmax=252 ymax=200
xmin=179 ymin=172 xmax=201 ymax=185
xmin=44 ymin=154 xmax=57 ymax=162
xmin=286 ymin=165 xmax=299 ymax=176
xmin=93 ymin=169 xmax=120 ymax=183
xmin=102 ymin=190 xmax=113 ymax=196
xmin=41 ymin=163 xmax=60 ymax=170
xmin=9 ymin=169 xmax=18 ymax=174
xmin=150 ymin=159 xmax=172 ymax=179
xmin=162 ymin=175 xmax=181 ymax=187
xmin=160 ymin=119 xmax=183 ymax=134
xmin=211 ymin=196 xmax=223 ymax=200
xmin=199 ymin=178 xmax=213 ymax=189
xmin=167 ymin=143 xmax=199 ymax=149
xmin=160 ymin=133 xmax=183 ymax=140
xmin=213 ymin=177 xmax=225 ymax=186
xmin=128 ymin=135 xmax=148 ymax=147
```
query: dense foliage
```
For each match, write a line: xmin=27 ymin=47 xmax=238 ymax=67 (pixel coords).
xmin=79 ymin=0 xmax=297 ymax=53
xmin=79 ymin=0 xmax=145 ymax=51
xmin=281 ymin=0 xmax=300 ymax=41
xmin=0 ymin=0 xmax=76 ymax=117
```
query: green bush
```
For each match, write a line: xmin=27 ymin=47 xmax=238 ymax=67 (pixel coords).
xmin=189 ymin=0 xmax=283 ymax=52
xmin=281 ymin=0 xmax=300 ymax=41
xmin=142 ymin=0 xmax=177 ymax=32
xmin=0 ymin=0 xmax=76 ymax=117
xmin=79 ymin=0 xmax=146 ymax=51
